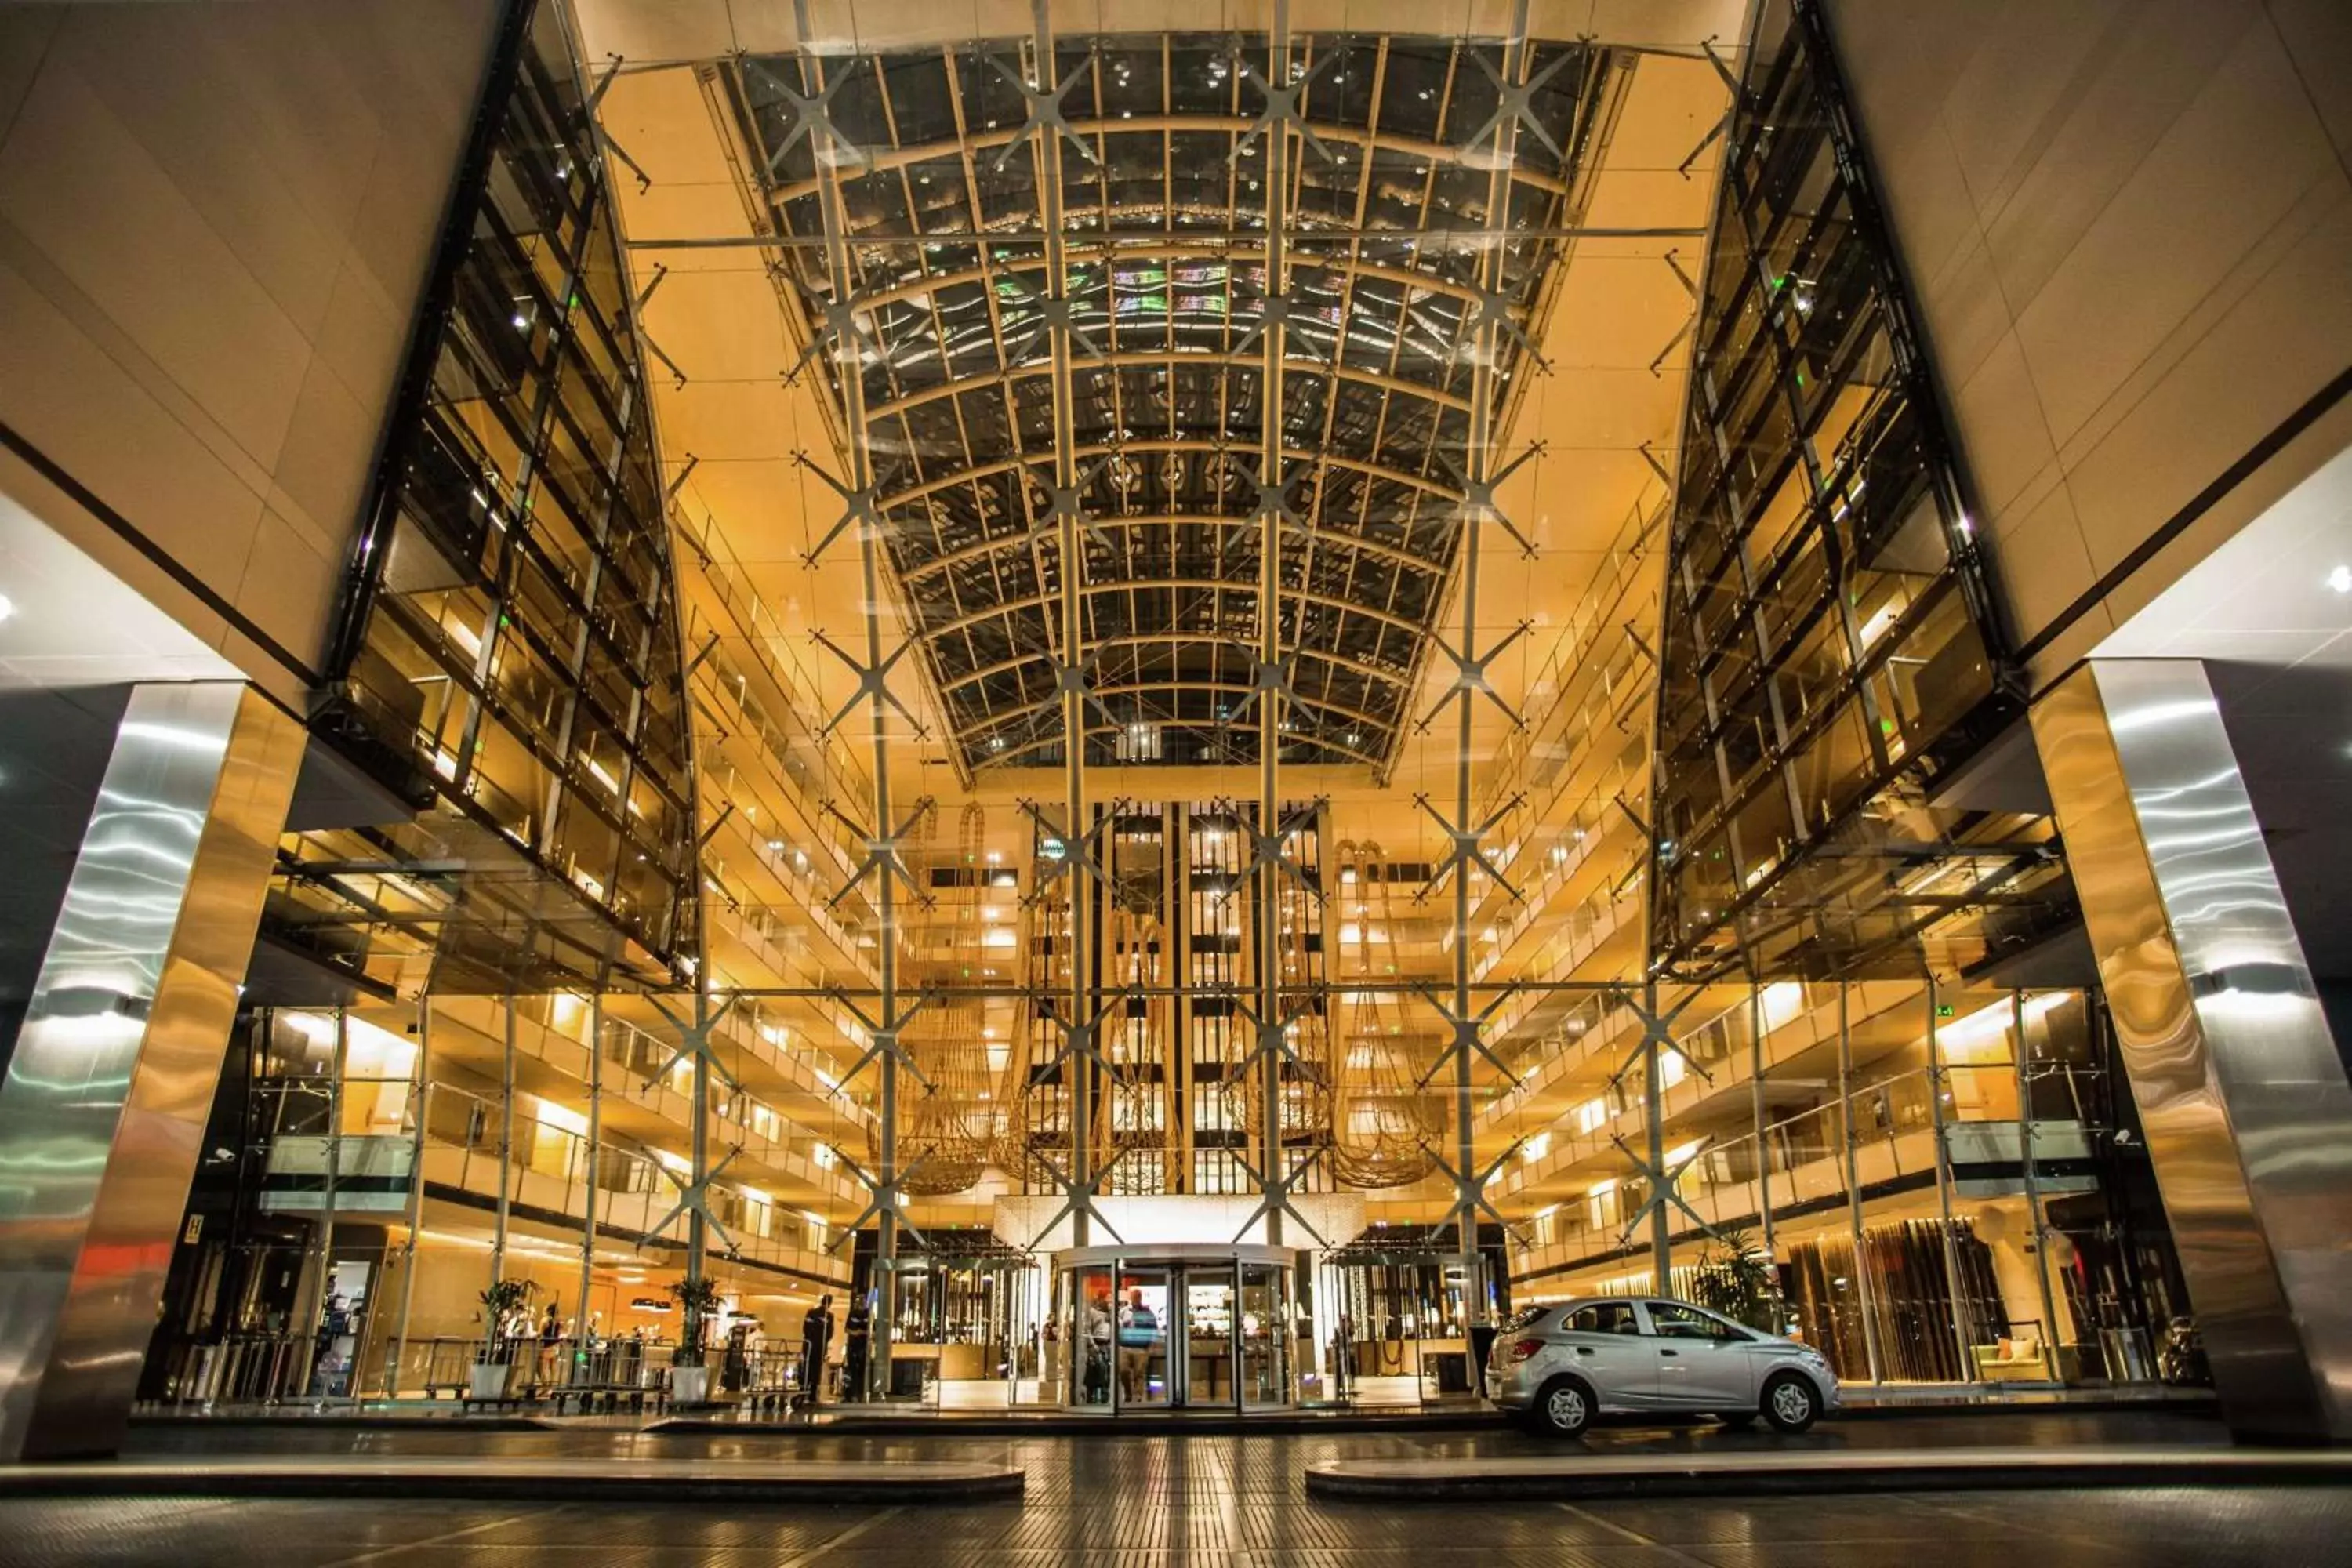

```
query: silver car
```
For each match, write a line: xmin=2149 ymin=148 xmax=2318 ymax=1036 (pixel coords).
xmin=1486 ymin=1295 xmax=1838 ymax=1438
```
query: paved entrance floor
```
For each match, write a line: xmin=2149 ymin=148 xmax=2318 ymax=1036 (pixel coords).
xmin=118 ymin=1404 xmax=2233 ymax=1457
xmin=4 ymin=1412 xmax=2339 ymax=1568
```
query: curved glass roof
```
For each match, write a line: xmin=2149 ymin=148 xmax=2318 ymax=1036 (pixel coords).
xmin=724 ymin=32 xmax=1616 ymax=771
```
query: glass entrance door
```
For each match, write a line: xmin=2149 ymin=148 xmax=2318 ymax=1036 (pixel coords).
xmin=1181 ymin=1265 xmax=1234 ymax=1408
xmin=1240 ymin=1262 xmax=1290 ymax=1406
xmin=1112 ymin=1265 xmax=1171 ymax=1409
xmin=1069 ymin=1265 xmax=1114 ymax=1407
xmin=1052 ymin=1247 xmax=1298 ymax=1413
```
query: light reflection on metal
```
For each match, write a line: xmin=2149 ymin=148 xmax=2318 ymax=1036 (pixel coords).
xmin=0 ymin=684 xmax=302 ymax=1460
xmin=2034 ymin=659 xmax=2352 ymax=1441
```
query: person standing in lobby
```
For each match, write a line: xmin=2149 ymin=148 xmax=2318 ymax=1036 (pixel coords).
xmin=1117 ymin=1287 xmax=1157 ymax=1402
xmin=797 ymin=1295 xmax=834 ymax=1410
xmin=841 ymin=1296 xmax=872 ymax=1401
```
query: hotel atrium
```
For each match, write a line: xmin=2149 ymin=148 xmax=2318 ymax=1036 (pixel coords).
xmin=3 ymin=0 xmax=2348 ymax=1454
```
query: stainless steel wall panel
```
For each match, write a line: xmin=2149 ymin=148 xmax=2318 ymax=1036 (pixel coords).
xmin=0 ymin=683 xmax=302 ymax=1460
xmin=2034 ymin=659 xmax=2352 ymax=1442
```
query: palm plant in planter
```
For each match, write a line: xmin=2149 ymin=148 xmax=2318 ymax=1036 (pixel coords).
xmin=666 ymin=1277 xmax=724 ymax=1405
xmin=472 ymin=1277 xmax=538 ymax=1400
xmin=1690 ymin=1225 xmax=1785 ymax=1334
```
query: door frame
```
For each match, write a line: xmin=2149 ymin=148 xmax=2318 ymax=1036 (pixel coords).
xmin=1053 ymin=1242 xmax=1297 ymax=1414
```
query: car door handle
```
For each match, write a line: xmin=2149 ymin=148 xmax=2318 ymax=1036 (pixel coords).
xmin=1574 ymin=1347 xmax=1594 ymax=1356
xmin=1660 ymin=1349 xmax=1679 ymax=1358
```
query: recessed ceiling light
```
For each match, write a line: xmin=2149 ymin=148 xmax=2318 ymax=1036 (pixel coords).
xmin=2328 ymin=564 xmax=2352 ymax=594
xmin=0 ymin=593 xmax=13 ymax=622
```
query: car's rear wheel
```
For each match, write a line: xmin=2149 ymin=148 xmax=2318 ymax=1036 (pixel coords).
xmin=1529 ymin=1376 xmax=1595 ymax=1439
xmin=1760 ymin=1373 xmax=1820 ymax=1434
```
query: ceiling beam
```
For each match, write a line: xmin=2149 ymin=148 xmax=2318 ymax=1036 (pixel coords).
xmin=901 ymin=510 xmax=1450 ymax=583
xmin=910 ymin=575 xmax=1440 ymax=644
xmin=878 ymin=438 xmax=1464 ymax=508
xmin=937 ymin=630 xmax=1417 ymax=699
xmin=863 ymin=349 xmax=1473 ymax=421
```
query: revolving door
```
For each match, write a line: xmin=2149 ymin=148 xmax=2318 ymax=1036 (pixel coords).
xmin=1054 ymin=1244 xmax=1296 ymax=1412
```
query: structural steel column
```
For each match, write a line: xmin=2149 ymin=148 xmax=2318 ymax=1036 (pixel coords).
xmin=1445 ymin=0 xmax=1538 ymax=1328
xmin=1257 ymin=3 xmax=1294 ymax=1248
xmin=0 ymin=682 xmax=302 ymax=1461
xmin=858 ymin=260 xmax=902 ymax=1408
xmin=774 ymin=0 xmax=913 ymax=1394
xmin=2034 ymin=659 xmax=2352 ymax=1441
xmin=1027 ymin=0 xmax=1093 ymax=1253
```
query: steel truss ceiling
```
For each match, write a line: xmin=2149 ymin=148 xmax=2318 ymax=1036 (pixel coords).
xmin=726 ymin=31 xmax=1615 ymax=771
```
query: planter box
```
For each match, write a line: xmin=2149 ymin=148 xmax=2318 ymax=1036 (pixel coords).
xmin=669 ymin=1363 xmax=711 ymax=1405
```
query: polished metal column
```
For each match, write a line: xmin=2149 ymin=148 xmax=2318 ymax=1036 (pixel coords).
xmin=492 ymin=994 xmax=515 ymax=1295
xmin=1750 ymin=985 xmax=1773 ymax=1263
xmin=575 ymin=992 xmax=602 ymax=1358
xmin=2034 ymin=659 xmax=2352 ymax=1441
xmin=1645 ymin=984 xmax=1671 ymax=1294
xmin=2012 ymin=989 xmax=2064 ymax=1370
xmin=0 ymin=682 xmax=303 ymax=1460
xmin=1835 ymin=982 xmax=1883 ymax=1383
xmin=301 ymin=1009 xmax=350 ymax=1403
xmin=384 ymin=996 xmax=432 ymax=1398
xmin=1922 ymin=978 xmax=1978 ymax=1380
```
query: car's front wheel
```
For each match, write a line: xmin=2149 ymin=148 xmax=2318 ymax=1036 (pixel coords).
xmin=1760 ymin=1372 xmax=1821 ymax=1434
xmin=1529 ymin=1376 xmax=1595 ymax=1439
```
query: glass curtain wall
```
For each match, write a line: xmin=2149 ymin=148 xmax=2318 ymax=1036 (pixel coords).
xmin=291 ymin=0 xmax=699 ymax=996
xmin=1646 ymin=0 xmax=2073 ymax=985
xmin=1466 ymin=0 xmax=2196 ymax=1393
xmin=143 ymin=996 xmax=858 ymax=1408
xmin=1501 ymin=979 xmax=2186 ymax=1387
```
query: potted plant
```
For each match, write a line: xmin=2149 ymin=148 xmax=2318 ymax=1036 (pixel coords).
xmin=1690 ymin=1225 xmax=1785 ymax=1334
xmin=667 ymin=1277 xmax=724 ymax=1405
xmin=473 ymin=1277 xmax=538 ymax=1401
